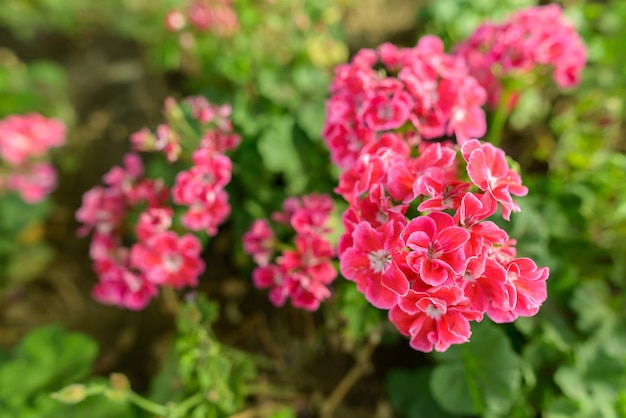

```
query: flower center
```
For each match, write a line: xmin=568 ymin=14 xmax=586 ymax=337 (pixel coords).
xmin=368 ymin=249 xmax=392 ymax=273
xmin=426 ymin=243 xmax=443 ymax=261
xmin=163 ymin=253 xmax=183 ymax=273
xmin=377 ymin=103 xmax=394 ymax=121
xmin=425 ymin=304 xmax=444 ymax=319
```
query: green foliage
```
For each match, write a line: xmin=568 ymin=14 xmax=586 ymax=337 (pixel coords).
xmin=386 ymin=368 xmax=454 ymax=418
xmin=149 ymin=295 xmax=257 ymax=417
xmin=417 ymin=0 xmax=537 ymax=46
xmin=430 ymin=321 xmax=522 ymax=416
xmin=0 ymin=325 xmax=136 ymax=417
xmin=0 ymin=194 xmax=54 ymax=284
xmin=0 ymin=58 xmax=73 ymax=121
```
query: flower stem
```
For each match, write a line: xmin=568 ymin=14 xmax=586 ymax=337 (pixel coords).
xmin=127 ymin=391 xmax=169 ymax=416
xmin=486 ymin=89 xmax=513 ymax=147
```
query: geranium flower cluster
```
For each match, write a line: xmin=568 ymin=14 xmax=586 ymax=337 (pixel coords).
xmin=165 ymin=0 xmax=238 ymax=38
xmin=243 ymin=194 xmax=337 ymax=311
xmin=454 ymin=4 xmax=587 ymax=108
xmin=323 ymin=35 xmax=487 ymax=171
xmin=324 ymin=33 xmax=554 ymax=352
xmin=76 ymin=96 xmax=240 ymax=310
xmin=0 ymin=113 xmax=65 ymax=203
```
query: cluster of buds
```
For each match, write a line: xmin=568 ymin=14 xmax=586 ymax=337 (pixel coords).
xmin=243 ymin=194 xmax=337 ymax=311
xmin=323 ymin=30 xmax=556 ymax=352
xmin=454 ymin=4 xmax=587 ymax=108
xmin=165 ymin=0 xmax=238 ymax=38
xmin=76 ymin=96 xmax=240 ymax=310
xmin=0 ymin=113 xmax=65 ymax=203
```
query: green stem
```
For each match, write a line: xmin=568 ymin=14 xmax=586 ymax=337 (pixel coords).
xmin=171 ymin=392 xmax=205 ymax=417
xmin=486 ymin=88 xmax=513 ymax=147
xmin=127 ymin=391 xmax=169 ymax=416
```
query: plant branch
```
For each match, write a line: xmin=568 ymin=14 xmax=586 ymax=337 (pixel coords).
xmin=319 ymin=337 xmax=378 ymax=418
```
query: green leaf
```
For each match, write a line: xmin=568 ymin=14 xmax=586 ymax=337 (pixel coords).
xmin=270 ymin=407 xmax=298 ymax=418
xmin=5 ymin=242 xmax=54 ymax=282
xmin=386 ymin=368 xmax=455 ymax=418
xmin=0 ymin=325 xmax=98 ymax=407
xmin=257 ymin=115 xmax=306 ymax=193
xmin=430 ymin=321 xmax=522 ymax=416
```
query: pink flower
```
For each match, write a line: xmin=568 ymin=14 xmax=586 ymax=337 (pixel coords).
xmin=243 ymin=219 xmax=275 ymax=267
xmin=279 ymin=233 xmax=337 ymax=285
xmin=6 ymin=162 xmax=57 ymax=203
xmin=460 ymin=256 xmax=516 ymax=320
xmin=389 ymin=285 xmax=483 ymax=352
xmin=130 ymin=231 xmax=205 ymax=288
xmin=165 ymin=10 xmax=186 ymax=31
xmin=180 ymin=190 xmax=231 ymax=235
xmin=92 ymin=260 xmax=158 ymax=311
xmin=187 ymin=0 xmax=238 ymax=37
xmin=462 ymin=139 xmax=528 ymax=220
xmin=455 ymin=192 xmax=508 ymax=255
xmin=455 ymin=4 xmax=586 ymax=108
xmin=0 ymin=113 xmax=65 ymax=165
xmin=75 ymin=186 xmax=126 ymax=236
xmin=404 ymin=212 xmax=470 ymax=286
xmin=340 ymin=220 xmax=408 ymax=309
xmin=172 ymin=150 xmax=232 ymax=205
xmin=362 ymin=90 xmax=414 ymax=131
xmin=500 ymin=257 xmax=549 ymax=321
xmin=136 ymin=207 xmax=174 ymax=241
xmin=252 ymin=264 xmax=289 ymax=307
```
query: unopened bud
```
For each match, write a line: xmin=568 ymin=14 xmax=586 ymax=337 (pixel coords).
xmin=51 ymin=384 xmax=87 ymax=404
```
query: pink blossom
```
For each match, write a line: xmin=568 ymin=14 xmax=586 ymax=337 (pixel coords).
xmin=92 ymin=260 xmax=158 ymax=311
xmin=455 ymin=192 xmax=507 ymax=255
xmin=136 ymin=207 xmax=174 ymax=241
xmin=362 ymin=90 xmax=414 ymax=131
xmin=279 ymin=233 xmax=337 ymax=286
xmin=180 ymin=190 xmax=230 ymax=235
xmin=460 ymin=256 xmax=516 ymax=320
xmin=340 ymin=220 xmax=408 ymax=309
xmin=75 ymin=186 xmax=126 ymax=236
xmin=389 ymin=285 xmax=483 ymax=352
xmin=415 ymin=167 xmax=472 ymax=212
xmin=455 ymin=4 xmax=586 ymax=108
xmin=6 ymin=162 xmax=57 ymax=203
xmin=462 ymin=139 xmax=528 ymax=220
xmin=501 ymin=257 xmax=549 ymax=321
xmin=0 ymin=113 xmax=65 ymax=166
xmin=243 ymin=219 xmax=275 ymax=267
xmin=187 ymin=0 xmax=239 ymax=37
xmin=252 ymin=264 xmax=289 ymax=307
xmin=165 ymin=10 xmax=186 ymax=32
xmin=130 ymin=231 xmax=205 ymax=289
xmin=172 ymin=150 xmax=232 ymax=205
xmin=404 ymin=212 xmax=470 ymax=286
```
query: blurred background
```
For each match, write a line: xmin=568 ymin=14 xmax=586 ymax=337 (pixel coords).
xmin=0 ymin=0 xmax=625 ymax=417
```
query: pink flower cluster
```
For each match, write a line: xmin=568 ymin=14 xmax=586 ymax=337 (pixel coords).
xmin=77 ymin=96 xmax=240 ymax=310
xmin=322 ymin=35 xmax=487 ymax=171
xmin=325 ymin=35 xmax=552 ymax=352
xmin=0 ymin=113 xmax=65 ymax=203
xmin=165 ymin=0 xmax=238 ymax=37
xmin=243 ymin=194 xmax=338 ymax=311
xmin=454 ymin=4 xmax=587 ymax=108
